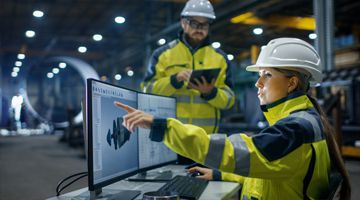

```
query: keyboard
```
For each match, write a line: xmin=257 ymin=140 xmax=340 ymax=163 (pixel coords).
xmin=156 ymin=175 xmax=209 ymax=200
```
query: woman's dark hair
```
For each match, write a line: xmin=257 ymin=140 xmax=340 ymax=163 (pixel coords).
xmin=276 ymin=68 xmax=351 ymax=200
xmin=308 ymin=96 xmax=351 ymax=200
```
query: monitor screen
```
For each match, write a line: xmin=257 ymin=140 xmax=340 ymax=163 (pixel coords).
xmin=86 ymin=79 xmax=177 ymax=192
xmin=88 ymin=79 xmax=139 ymax=189
xmin=137 ymin=93 xmax=177 ymax=169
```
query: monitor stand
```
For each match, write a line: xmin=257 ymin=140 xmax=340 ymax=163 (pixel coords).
xmin=88 ymin=188 xmax=141 ymax=200
xmin=127 ymin=170 xmax=173 ymax=182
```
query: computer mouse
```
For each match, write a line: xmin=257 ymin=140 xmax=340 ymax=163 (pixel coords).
xmin=188 ymin=171 xmax=202 ymax=177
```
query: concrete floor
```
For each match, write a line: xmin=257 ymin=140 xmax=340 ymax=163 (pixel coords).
xmin=0 ymin=134 xmax=359 ymax=200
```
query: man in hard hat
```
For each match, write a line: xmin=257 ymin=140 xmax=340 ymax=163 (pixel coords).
xmin=141 ymin=0 xmax=235 ymax=149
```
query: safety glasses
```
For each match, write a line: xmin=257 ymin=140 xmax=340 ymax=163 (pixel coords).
xmin=184 ymin=18 xmax=210 ymax=30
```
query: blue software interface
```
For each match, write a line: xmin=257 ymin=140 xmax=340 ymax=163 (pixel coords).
xmin=137 ymin=93 xmax=177 ymax=169
xmin=91 ymin=81 xmax=138 ymax=185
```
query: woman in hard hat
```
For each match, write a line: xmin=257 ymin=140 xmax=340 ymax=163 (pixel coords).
xmin=115 ymin=38 xmax=351 ymax=200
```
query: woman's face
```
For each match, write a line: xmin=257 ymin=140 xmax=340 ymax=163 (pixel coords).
xmin=255 ymin=68 xmax=293 ymax=105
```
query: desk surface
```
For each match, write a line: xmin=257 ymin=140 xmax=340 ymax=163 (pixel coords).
xmin=47 ymin=165 xmax=241 ymax=200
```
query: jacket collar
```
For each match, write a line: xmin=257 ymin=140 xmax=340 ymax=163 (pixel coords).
xmin=261 ymin=91 xmax=314 ymax=126
xmin=178 ymin=30 xmax=211 ymax=53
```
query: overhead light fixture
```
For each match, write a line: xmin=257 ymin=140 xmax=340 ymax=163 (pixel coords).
xmin=127 ymin=70 xmax=134 ymax=77
xmin=227 ymin=54 xmax=234 ymax=61
xmin=100 ymin=76 xmax=108 ymax=81
xmin=115 ymin=74 xmax=122 ymax=80
xmin=11 ymin=72 xmax=18 ymax=77
xmin=309 ymin=33 xmax=317 ymax=40
xmin=157 ymin=38 xmax=166 ymax=45
xmin=25 ymin=30 xmax=35 ymax=38
xmin=115 ymin=16 xmax=126 ymax=24
xmin=78 ymin=46 xmax=87 ymax=53
xmin=52 ymin=68 xmax=60 ymax=74
xmin=231 ymin=12 xmax=315 ymax=31
xmin=15 ymin=61 xmax=22 ymax=67
xmin=93 ymin=34 xmax=103 ymax=41
xmin=212 ymin=42 xmax=221 ymax=49
xmin=47 ymin=72 xmax=54 ymax=78
xmin=13 ymin=67 xmax=20 ymax=73
xmin=59 ymin=62 xmax=67 ymax=69
xmin=253 ymin=28 xmax=263 ymax=35
xmin=17 ymin=54 xmax=25 ymax=60
xmin=33 ymin=10 xmax=44 ymax=18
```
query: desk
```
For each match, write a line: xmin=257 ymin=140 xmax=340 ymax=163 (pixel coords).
xmin=47 ymin=165 xmax=241 ymax=200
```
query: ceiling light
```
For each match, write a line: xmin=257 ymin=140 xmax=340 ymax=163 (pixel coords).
xmin=47 ymin=72 xmax=54 ymax=78
xmin=15 ymin=61 xmax=22 ymax=67
xmin=33 ymin=10 xmax=44 ymax=18
xmin=52 ymin=68 xmax=59 ymax=74
xmin=93 ymin=34 xmax=103 ymax=41
xmin=11 ymin=72 xmax=18 ymax=77
xmin=127 ymin=70 xmax=134 ymax=77
xmin=227 ymin=54 xmax=234 ymax=61
xmin=17 ymin=54 xmax=25 ymax=60
xmin=309 ymin=33 xmax=317 ymax=40
xmin=59 ymin=62 xmax=67 ymax=69
xmin=253 ymin=28 xmax=263 ymax=35
xmin=25 ymin=30 xmax=35 ymax=38
xmin=158 ymin=38 xmax=166 ymax=45
xmin=115 ymin=74 xmax=122 ymax=80
xmin=212 ymin=42 xmax=221 ymax=49
xmin=78 ymin=46 xmax=87 ymax=53
xmin=115 ymin=16 xmax=126 ymax=24
xmin=13 ymin=67 xmax=20 ymax=73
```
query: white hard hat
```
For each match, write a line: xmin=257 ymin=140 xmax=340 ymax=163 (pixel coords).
xmin=181 ymin=0 xmax=216 ymax=20
xmin=246 ymin=38 xmax=323 ymax=86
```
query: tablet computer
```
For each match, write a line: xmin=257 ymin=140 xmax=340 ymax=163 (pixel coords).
xmin=189 ymin=68 xmax=221 ymax=84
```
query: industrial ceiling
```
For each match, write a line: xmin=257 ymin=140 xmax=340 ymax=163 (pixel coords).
xmin=1 ymin=0 xmax=359 ymax=82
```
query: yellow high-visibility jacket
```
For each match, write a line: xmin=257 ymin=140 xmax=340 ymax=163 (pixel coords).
xmin=142 ymin=32 xmax=234 ymax=134
xmin=150 ymin=92 xmax=330 ymax=199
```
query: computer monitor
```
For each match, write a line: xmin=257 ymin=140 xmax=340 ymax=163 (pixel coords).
xmin=87 ymin=79 xmax=140 ymax=199
xmin=137 ymin=93 xmax=177 ymax=170
xmin=86 ymin=79 xmax=177 ymax=199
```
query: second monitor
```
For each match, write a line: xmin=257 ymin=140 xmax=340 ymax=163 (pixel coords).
xmin=137 ymin=93 xmax=177 ymax=169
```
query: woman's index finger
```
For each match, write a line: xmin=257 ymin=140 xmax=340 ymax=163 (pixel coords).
xmin=113 ymin=101 xmax=135 ymax=113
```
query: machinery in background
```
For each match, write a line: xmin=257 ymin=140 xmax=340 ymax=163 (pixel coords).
xmin=316 ymin=66 xmax=360 ymax=158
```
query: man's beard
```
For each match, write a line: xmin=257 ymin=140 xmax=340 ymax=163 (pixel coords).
xmin=185 ymin=32 xmax=204 ymax=47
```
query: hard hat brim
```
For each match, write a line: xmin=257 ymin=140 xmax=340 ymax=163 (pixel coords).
xmin=181 ymin=12 xmax=216 ymax=19
xmin=246 ymin=64 xmax=323 ymax=86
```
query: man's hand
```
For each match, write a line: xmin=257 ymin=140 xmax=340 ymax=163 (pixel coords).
xmin=176 ymin=69 xmax=192 ymax=82
xmin=188 ymin=166 xmax=214 ymax=181
xmin=114 ymin=101 xmax=154 ymax=132
xmin=188 ymin=76 xmax=216 ymax=95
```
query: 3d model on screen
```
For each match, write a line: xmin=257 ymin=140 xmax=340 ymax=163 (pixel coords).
xmin=106 ymin=117 xmax=130 ymax=150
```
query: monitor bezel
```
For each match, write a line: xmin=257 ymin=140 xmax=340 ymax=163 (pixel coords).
xmin=86 ymin=78 xmax=177 ymax=191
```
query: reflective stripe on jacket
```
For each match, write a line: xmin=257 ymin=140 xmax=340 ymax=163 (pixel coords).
xmin=159 ymin=92 xmax=330 ymax=199
xmin=142 ymin=33 xmax=234 ymax=134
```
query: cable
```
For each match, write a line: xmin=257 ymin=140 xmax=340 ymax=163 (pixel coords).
xmin=57 ymin=174 xmax=88 ymax=196
xmin=56 ymin=172 xmax=88 ymax=196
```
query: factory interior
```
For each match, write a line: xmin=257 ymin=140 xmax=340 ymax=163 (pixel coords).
xmin=1 ymin=0 xmax=360 ymax=199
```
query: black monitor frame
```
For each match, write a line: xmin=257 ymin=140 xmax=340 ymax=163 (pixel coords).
xmin=86 ymin=78 xmax=177 ymax=194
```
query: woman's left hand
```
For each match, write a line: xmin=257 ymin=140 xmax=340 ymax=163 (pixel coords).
xmin=114 ymin=101 xmax=154 ymax=132
xmin=188 ymin=166 xmax=214 ymax=181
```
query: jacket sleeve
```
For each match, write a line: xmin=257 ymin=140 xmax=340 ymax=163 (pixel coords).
xmin=202 ymin=55 xmax=235 ymax=110
xmin=162 ymin=118 xmax=310 ymax=180
xmin=212 ymin=169 xmax=245 ymax=183
xmin=142 ymin=47 xmax=183 ymax=96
